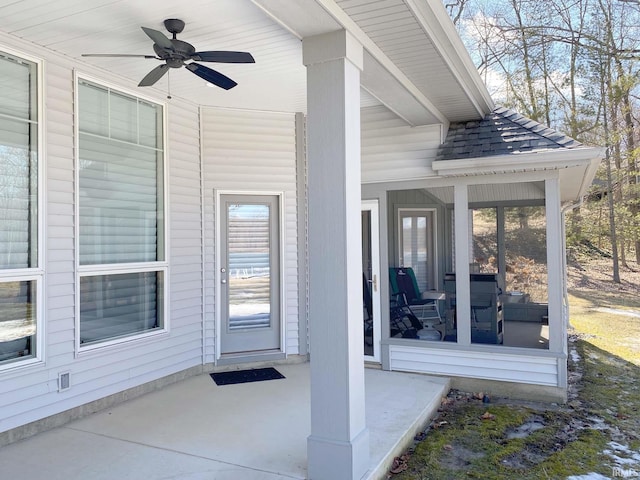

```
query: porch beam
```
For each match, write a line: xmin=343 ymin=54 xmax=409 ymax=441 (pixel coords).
xmin=545 ymin=177 xmax=565 ymax=355
xmin=252 ymin=0 xmax=448 ymax=127
xmin=303 ymin=30 xmax=370 ymax=480
xmin=453 ymin=185 xmax=471 ymax=345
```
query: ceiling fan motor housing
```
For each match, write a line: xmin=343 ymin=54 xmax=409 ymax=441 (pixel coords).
xmin=164 ymin=18 xmax=185 ymax=36
xmin=153 ymin=40 xmax=196 ymax=67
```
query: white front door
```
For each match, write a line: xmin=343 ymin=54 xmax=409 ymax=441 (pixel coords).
xmin=220 ymin=195 xmax=281 ymax=355
xmin=362 ymin=200 xmax=381 ymax=362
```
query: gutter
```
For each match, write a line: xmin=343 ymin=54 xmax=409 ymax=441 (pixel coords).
xmin=432 ymin=147 xmax=603 ymax=176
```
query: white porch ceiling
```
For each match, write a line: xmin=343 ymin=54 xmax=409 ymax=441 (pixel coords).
xmin=0 ymin=0 xmax=492 ymax=123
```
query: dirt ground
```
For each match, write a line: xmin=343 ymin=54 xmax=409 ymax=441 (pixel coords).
xmin=566 ymin=252 xmax=640 ymax=296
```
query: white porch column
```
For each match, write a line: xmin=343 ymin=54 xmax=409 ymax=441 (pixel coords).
xmin=545 ymin=177 xmax=565 ymax=355
xmin=303 ymin=30 xmax=369 ymax=480
xmin=454 ymin=184 xmax=471 ymax=345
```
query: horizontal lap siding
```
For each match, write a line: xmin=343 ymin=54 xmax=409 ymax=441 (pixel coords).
xmin=166 ymin=101 xmax=203 ymax=362
xmin=389 ymin=345 xmax=560 ymax=387
xmin=361 ymin=106 xmax=442 ymax=183
xmin=0 ymin=32 xmax=204 ymax=433
xmin=201 ymin=108 xmax=298 ymax=362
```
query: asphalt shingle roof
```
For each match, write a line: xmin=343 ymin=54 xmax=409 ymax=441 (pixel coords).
xmin=435 ymin=106 xmax=583 ymax=161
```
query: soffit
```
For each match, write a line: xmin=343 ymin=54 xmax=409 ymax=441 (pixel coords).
xmin=334 ymin=0 xmax=492 ymax=122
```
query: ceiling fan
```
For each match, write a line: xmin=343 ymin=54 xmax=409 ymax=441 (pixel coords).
xmin=82 ymin=18 xmax=255 ymax=90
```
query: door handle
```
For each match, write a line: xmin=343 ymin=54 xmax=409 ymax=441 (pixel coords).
xmin=367 ymin=274 xmax=378 ymax=292
xmin=221 ymin=279 xmax=227 ymax=284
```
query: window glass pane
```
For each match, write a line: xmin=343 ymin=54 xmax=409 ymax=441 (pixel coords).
xmin=0 ymin=54 xmax=34 ymax=120
xmin=399 ymin=211 xmax=434 ymax=292
xmin=79 ymin=134 xmax=159 ymax=264
xmin=110 ymin=91 xmax=137 ymax=143
xmin=139 ymin=101 xmax=162 ymax=148
xmin=78 ymin=81 xmax=163 ymax=265
xmin=80 ymin=271 xmax=163 ymax=345
xmin=0 ymin=53 xmax=37 ymax=270
xmin=227 ymin=204 xmax=271 ymax=330
xmin=0 ymin=280 xmax=36 ymax=364
xmin=78 ymin=82 xmax=108 ymax=137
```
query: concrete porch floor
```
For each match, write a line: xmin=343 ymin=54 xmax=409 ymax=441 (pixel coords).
xmin=0 ymin=364 xmax=450 ymax=480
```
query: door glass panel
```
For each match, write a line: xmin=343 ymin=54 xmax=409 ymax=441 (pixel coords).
xmin=399 ymin=210 xmax=436 ymax=292
xmin=227 ymin=203 xmax=271 ymax=330
xmin=362 ymin=210 xmax=373 ymax=357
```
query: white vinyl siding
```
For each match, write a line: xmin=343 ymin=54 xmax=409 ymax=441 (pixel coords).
xmin=389 ymin=344 xmax=562 ymax=387
xmin=77 ymin=79 xmax=166 ymax=347
xmin=1 ymin=33 xmax=203 ymax=432
xmin=361 ymin=106 xmax=442 ymax=183
xmin=0 ymin=50 xmax=41 ymax=368
xmin=201 ymin=107 xmax=298 ymax=361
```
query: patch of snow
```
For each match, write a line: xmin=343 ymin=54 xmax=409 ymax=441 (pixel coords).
xmin=570 ymin=348 xmax=581 ymax=363
xmin=596 ymin=307 xmax=640 ymax=318
xmin=566 ymin=474 xmax=610 ymax=480
xmin=587 ymin=416 xmax=608 ymax=431
xmin=604 ymin=442 xmax=640 ymax=467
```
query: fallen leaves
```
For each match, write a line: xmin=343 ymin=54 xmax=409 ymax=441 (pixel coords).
xmin=481 ymin=411 xmax=496 ymax=421
xmin=390 ymin=453 xmax=411 ymax=474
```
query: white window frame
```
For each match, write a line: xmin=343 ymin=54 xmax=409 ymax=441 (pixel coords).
xmin=74 ymin=73 xmax=168 ymax=354
xmin=0 ymin=47 xmax=44 ymax=371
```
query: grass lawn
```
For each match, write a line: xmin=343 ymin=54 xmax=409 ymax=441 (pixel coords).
xmin=387 ymin=289 xmax=640 ymax=480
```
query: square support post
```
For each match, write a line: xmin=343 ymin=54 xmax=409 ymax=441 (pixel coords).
xmin=454 ymin=183 xmax=471 ymax=345
xmin=545 ymin=177 xmax=565 ymax=355
xmin=303 ymin=30 xmax=369 ymax=480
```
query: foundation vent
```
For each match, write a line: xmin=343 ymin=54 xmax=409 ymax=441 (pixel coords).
xmin=58 ymin=372 xmax=70 ymax=392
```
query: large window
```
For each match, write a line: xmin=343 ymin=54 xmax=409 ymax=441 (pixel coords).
xmin=0 ymin=51 xmax=40 ymax=367
xmin=77 ymin=79 xmax=165 ymax=348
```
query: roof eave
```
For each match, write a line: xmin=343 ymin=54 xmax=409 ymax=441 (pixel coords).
xmin=404 ymin=0 xmax=495 ymax=117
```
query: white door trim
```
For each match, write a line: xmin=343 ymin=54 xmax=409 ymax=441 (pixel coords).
xmin=214 ymin=189 xmax=286 ymax=362
xmin=363 ymin=199 xmax=381 ymax=363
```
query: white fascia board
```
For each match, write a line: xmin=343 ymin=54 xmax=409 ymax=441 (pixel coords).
xmin=577 ymin=155 xmax=603 ymax=198
xmin=252 ymin=0 xmax=449 ymax=126
xmin=404 ymin=0 xmax=494 ymax=116
xmin=432 ymin=147 xmax=605 ymax=176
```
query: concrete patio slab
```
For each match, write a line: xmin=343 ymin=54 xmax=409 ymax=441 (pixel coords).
xmin=0 ymin=363 xmax=449 ymax=480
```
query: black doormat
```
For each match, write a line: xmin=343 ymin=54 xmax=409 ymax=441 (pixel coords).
xmin=210 ymin=367 xmax=285 ymax=386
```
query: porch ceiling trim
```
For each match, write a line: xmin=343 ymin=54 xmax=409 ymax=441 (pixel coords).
xmin=433 ymin=147 xmax=604 ymax=176
xmin=252 ymin=0 xmax=452 ymax=127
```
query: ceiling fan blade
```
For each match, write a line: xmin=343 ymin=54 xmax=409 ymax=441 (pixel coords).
xmin=141 ymin=26 xmax=174 ymax=50
xmin=191 ymin=51 xmax=255 ymax=63
xmin=138 ymin=64 xmax=170 ymax=87
xmin=82 ymin=54 xmax=158 ymax=58
xmin=185 ymin=63 xmax=237 ymax=90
